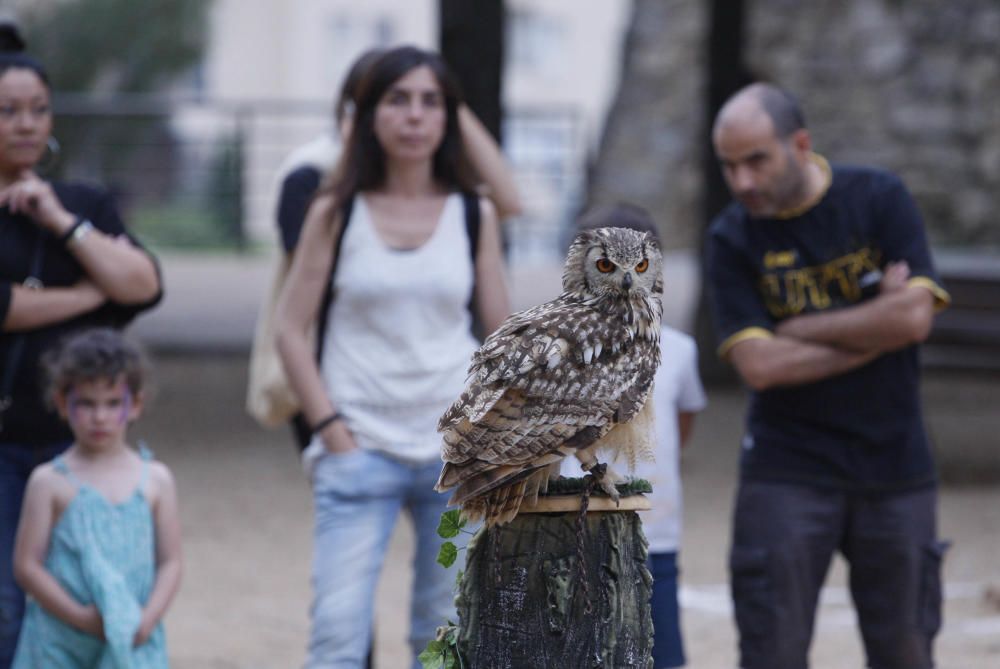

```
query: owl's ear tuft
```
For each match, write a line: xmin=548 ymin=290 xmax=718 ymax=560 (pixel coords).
xmin=571 ymin=228 xmax=597 ymax=246
xmin=562 ymin=229 xmax=598 ymax=294
xmin=566 ymin=228 xmax=598 ymax=260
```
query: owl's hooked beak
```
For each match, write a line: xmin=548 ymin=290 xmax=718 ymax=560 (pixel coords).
xmin=621 ymin=272 xmax=633 ymax=290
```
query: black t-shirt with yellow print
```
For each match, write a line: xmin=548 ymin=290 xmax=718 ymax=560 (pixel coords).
xmin=706 ymin=158 xmax=950 ymax=491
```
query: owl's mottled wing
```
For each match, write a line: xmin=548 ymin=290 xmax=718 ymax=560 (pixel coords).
xmin=436 ymin=297 xmax=657 ymax=505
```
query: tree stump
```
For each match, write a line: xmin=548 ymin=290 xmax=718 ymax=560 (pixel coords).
xmin=455 ymin=479 xmax=653 ymax=668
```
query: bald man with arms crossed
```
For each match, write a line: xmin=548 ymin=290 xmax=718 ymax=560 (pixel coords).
xmin=705 ymin=83 xmax=951 ymax=669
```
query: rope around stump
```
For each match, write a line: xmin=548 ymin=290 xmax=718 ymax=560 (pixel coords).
xmin=574 ymin=466 xmax=604 ymax=615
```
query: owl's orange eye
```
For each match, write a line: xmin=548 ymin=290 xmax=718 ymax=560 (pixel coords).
xmin=635 ymin=259 xmax=649 ymax=273
xmin=596 ymin=258 xmax=615 ymax=273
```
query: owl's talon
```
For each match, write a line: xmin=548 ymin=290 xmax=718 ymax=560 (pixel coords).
xmin=584 ymin=462 xmax=620 ymax=502
xmin=600 ymin=477 xmax=620 ymax=503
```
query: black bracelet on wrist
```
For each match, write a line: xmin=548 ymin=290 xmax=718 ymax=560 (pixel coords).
xmin=311 ymin=411 xmax=343 ymax=435
xmin=59 ymin=217 xmax=91 ymax=245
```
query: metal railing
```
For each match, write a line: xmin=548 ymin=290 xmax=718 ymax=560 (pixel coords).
xmin=50 ymin=94 xmax=584 ymax=265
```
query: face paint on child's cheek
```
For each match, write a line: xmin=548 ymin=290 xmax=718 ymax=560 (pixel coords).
xmin=66 ymin=390 xmax=81 ymax=421
xmin=119 ymin=389 xmax=133 ymax=425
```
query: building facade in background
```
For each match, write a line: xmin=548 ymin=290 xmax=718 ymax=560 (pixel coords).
xmin=2 ymin=0 xmax=633 ymax=261
xmin=197 ymin=0 xmax=632 ymax=263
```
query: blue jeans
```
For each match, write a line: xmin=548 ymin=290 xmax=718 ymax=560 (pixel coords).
xmin=0 ymin=441 xmax=69 ymax=669
xmin=650 ymin=551 xmax=686 ymax=668
xmin=305 ymin=447 xmax=460 ymax=669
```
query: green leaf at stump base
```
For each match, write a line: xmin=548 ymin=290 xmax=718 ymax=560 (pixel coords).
xmin=437 ymin=541 xmax=458 ymax=568
xmin=437 ymin=509 xmax=466 ymax=538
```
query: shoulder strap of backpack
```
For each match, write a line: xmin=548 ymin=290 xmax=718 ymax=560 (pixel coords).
xmin=314 ymin=195 xmax=355 ymax=363
xmin=461 ymin=190 xmax=481 ymax=265
xmin=461 ymin=191 xmax=486 ymax=339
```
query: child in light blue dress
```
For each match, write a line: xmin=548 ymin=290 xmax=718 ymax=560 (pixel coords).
xmin=11 ymin=329 xmax=182 ymax=668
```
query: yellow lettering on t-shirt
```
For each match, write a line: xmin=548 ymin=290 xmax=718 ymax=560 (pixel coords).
xmin=758 ymin=247 xmax=882 ymax=318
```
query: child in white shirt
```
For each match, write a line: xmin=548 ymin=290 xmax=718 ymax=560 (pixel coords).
xmin=562 ymin=203 xmax=707 ymax=668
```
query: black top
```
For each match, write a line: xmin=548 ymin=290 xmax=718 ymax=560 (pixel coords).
xmin=706 ymin=162 xmax=949 ymax=492
xmin=0 ymin=181 xmax=162 ymax=446
xmin=274 ymin=165 xmax=323 ymax=449
xmin=276 ymin=165 xmax=322 ymax=253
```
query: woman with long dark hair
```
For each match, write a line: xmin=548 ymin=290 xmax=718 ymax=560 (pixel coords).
xmin=276 ymin=46 xmax=510 ymax=667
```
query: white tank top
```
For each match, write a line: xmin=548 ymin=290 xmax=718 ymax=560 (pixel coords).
xmin=319 ymin=193 xmax=478 ymax=462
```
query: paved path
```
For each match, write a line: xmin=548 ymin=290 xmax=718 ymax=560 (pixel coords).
xmin=127 ymin=251 xmax=999 ymax=667
xmin=139 ymin=356 xmax=999 ymax=668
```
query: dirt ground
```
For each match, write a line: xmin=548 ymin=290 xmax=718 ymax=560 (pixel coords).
xmin=134 ymin=354 xmax=1000 ymax=668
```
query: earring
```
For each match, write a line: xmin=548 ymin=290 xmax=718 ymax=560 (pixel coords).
xmin=38 ymin=136 xmax=61 ymax=173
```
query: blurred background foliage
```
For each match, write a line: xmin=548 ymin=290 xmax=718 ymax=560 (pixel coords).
xmin=20 ymin=0 xmax=209 ymax=93
xmin=16 ymin=0 xmax=238 ymax=250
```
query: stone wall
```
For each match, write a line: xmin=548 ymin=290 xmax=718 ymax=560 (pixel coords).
xmin=587 ymin=0 xmax=707 ymax=249
xmin=590 ymin=0 xmax=1000 ymax=248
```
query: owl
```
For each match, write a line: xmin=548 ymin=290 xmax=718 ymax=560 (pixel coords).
xmin=435 ymin=226 xmax=663 ymax=525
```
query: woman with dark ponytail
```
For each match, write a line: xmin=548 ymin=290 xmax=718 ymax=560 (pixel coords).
xmin=0 ymin=23 xmax=162 ymax=667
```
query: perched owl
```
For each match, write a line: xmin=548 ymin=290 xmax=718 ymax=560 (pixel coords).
xmin=435 ymin=226 xmax=663 ymax=525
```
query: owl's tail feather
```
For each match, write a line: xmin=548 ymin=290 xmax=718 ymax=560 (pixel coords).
xmin=520 ymin=467 xmax=550 ymax=508
xmin=462 ymin=479 xmax=527 ymax=526
xmin=444 ymin=448 xmax=565 ymax=504
xmin=459 ymin=468 xmax=553 ymax=526
xmin=436 ymin=451 xmax=511 ymax=491
xmin=446 ymin=463 xmax=528 ymax=505
xmin=436 ymin=456 xmax=496 ymax=491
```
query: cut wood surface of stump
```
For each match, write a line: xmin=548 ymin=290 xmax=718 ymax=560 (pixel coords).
xmin=455 ymin=478 xmax=653 ymax=668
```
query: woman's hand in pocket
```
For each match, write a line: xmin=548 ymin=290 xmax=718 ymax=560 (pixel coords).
xmin=319 ymin=418 xmax=358 ymax=455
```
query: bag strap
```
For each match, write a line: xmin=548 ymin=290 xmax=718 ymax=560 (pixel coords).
xmin=52 ymin=455 xmax=79 ymax=483
xmin=461 ymin=191 xmax=484 ymax=338
xmin=313 ymin=195 xmax=355 ymax=363
xmin=290 ymin=195 xmax=353 ymax=449
xmin=0 ymin=231 xmax=46 ymax=433
xmin=461 ymin=190 xmax=481 ymax=265
xmin=137 ymin=441 xmax=153 ymax=492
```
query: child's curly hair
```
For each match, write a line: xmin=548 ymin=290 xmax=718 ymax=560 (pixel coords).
xmin=43 ymin=328 xmax=149 ymax=407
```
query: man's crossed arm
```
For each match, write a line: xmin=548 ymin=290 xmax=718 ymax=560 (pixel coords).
xmin=728 ymin=262 xmax=936 ymax=391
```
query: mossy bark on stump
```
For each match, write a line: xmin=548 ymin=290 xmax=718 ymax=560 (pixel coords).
xmin=455 ymin=504 xmax=653 ymax=668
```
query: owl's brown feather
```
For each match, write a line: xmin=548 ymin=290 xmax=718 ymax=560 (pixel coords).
xmin=435 ymin=227 xmax=664 ymax=525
